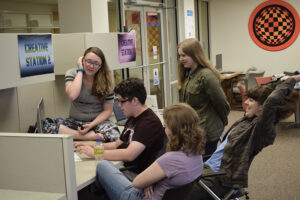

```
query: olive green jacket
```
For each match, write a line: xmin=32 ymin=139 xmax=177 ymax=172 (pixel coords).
xmin=179 ymin=67 xmax=230 ymax=142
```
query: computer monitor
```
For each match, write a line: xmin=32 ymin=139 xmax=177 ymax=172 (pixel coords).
xmin=216 ymin=54 xmax=222 ymax=71
xmin=36 ymin=97 xmax=45 ymax=133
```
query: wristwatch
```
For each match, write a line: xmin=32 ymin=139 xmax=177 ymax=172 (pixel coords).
xmin=76 ymin=68 xmax=85 ymax=73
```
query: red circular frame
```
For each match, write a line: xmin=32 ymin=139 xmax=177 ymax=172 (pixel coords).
xmin=248 ymin=0 xmax=300 ymax=51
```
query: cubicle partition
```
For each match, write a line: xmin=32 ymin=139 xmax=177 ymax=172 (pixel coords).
xmin=0 ymin=32 xmax=137 ymax=133
xmin=0 ymin=133 xmax=77 ymax=200
xmin=0 ymin=32 xmax=137 ymax=88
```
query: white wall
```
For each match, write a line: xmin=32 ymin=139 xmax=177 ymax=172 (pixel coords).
xmin=0 ymin=1 xmax=57 ymax=12
xmin=58 ymin=0 xmax=109 ymax=33
xmin=209 ymin=0 xmax=300 ymax=75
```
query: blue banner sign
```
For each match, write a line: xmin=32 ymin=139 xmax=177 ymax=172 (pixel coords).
xmin=18 ymin=34 xmax=54 ymax=77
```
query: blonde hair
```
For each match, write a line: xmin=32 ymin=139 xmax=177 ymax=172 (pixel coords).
xmin=177 ymin=38 xmax=220 ymax=89
xmin=163 ymin=103 xmax=206 ymax=155
xmin=83 ymin=47 xmax=113 ymax=101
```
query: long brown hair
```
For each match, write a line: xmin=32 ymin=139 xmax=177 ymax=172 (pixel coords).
xmin=163 ymin=103 xmax=206 ymax=155
xmin=177 ymin=38 xmax=220 ymax=89
xmin=83 ymin=47 xmax=113 ymax=101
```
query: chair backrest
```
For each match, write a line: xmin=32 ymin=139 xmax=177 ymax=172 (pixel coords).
xmin=162 ymin=179 xmax=196 ymax=200
xmin=255 ymin=76 xmax=272 ymax=86
xmin=237 ymin=82 xmax=247 ymax=111
xmin=246 ymin=69 xmax=265 ymax=89
xmin=245 ymin=67 xmax=257 ymax=76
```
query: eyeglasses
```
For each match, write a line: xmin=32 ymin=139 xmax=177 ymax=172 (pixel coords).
xmin=84 ymin=59 xmax=102 ymax=68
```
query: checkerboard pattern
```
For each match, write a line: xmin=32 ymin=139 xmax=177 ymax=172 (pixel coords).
xmin=147 ymin=14 xmax=161 ymax=56
xmin=253 ymin=5 xmax=295 ymax=46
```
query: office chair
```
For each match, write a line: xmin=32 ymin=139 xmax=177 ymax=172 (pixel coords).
xmin=254 ymin=76 xmax=272 ymax=86
xmin=246 ymin=69 xmax=265 ymax=89
xmin=197 ymin=171 xmax=250 ymax=200
xmin=162 ymin=179 xmax=197 ymax=200
xmin=237 ymin=82 xmax=247 ymax=111
xmin=232 ymin=67 xmax=265 ymax=93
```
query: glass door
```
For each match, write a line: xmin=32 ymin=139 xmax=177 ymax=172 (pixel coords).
xmin=124 ymin=6 xmax=166 ymax=108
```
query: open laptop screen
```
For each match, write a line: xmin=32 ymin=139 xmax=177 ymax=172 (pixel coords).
xmin=113 ymin=99 xmax=128 ymax=124
xmin=36 ymin=97 xmax=44 ymax=133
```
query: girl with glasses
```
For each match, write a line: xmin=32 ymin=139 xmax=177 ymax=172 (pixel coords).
xmin=42 ymin=47 xmax=120 ymax=142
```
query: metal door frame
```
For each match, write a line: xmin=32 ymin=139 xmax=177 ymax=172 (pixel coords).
xmin=123 ymin=4 xmax=167 ymax=107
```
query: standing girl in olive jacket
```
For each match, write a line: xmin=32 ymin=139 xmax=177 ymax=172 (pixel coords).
xmin=177 ymin=38 xmax=230 ymax=155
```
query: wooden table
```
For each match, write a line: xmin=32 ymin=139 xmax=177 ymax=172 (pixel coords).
xmin=220 ymin=71 xmax=243 ymax=105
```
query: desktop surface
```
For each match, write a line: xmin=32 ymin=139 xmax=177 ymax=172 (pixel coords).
xmin=75 ymin=145 xmax=123 ymax=191
xmin=0 ymin=189 xmax=66 ymax=200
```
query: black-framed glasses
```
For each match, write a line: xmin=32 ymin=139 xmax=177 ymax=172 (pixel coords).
xmin=83 ymin=59 xmax=102 ymax=68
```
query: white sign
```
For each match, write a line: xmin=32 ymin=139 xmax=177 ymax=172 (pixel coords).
xmin=185 ymin=10 xmax=195 ymax=38
xmin=153 ymin=46 xmax=157 ymax=59
xmin=153 ymin=68 xmax=159 ymax=85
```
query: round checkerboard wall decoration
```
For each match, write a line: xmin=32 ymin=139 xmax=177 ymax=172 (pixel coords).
xmin=249 ymin=0 xmax=300 ymax=51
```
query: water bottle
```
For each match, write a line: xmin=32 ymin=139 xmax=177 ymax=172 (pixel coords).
xmin=94 ymin=138 xmax=104 ymax=161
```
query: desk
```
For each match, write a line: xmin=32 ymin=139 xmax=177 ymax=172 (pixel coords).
xmin=75 ymin=154 xmax=97 ymax=191
xmin=75 ymin=151 xmax=123 ymax=191
xmin=0 ymin=189 xmax=66 ymax=200
xmin=220 ymin=71 xmax=243 ymax=104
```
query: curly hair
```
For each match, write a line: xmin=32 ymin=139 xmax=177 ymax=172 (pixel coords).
xmin=247 ymin=80 xmax=298 ymax=122
xmin=163 ymin=103 xmax=206 ymax=155
xmin=113 ymin=78 xmax=147 ymax=104
xmin=83 ymin=47 xmax=113 ymax=102
xmin=177 ymin=38 xmax=220 ymax=89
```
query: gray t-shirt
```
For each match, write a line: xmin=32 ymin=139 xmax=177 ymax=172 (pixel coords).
xmin=65 ymin=68 xmax=114 ymax=122
xmin=146 ymin=151 xmax=203 ymax=200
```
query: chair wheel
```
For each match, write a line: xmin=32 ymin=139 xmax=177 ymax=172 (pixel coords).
xmin=245 ymin=191 xmax=250 ymax=199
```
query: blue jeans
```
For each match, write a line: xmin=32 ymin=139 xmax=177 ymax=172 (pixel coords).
xmin=96 ymin=160 xmax=144 ymax=200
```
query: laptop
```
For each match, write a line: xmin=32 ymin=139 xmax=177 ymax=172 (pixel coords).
xmin=36 ymin=97 xmax=45 ymax=133
xmin=113 ymin=99 xmax=128 ymax=126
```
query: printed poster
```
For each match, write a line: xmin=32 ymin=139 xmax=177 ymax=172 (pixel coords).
xmin=186 ymin=10 xmax=195 ymax=38
xmin=118 ymin=33 xmax=136 ymax=63
xmin=18 ymin=34 xmax=54 ymax=78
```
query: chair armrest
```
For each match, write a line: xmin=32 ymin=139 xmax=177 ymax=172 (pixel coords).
xmin=198 ymin=171 xmax=226 ymax=179
xmin=119 ymin=165 xmax=137 ymax=171
xmin=203 ymin=154 xmax=212 ymax=160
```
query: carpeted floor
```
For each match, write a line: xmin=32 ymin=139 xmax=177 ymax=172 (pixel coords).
xmin=226 ymin=110 xmax=300 ymax=200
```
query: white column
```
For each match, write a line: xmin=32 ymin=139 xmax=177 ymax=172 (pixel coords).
xmin=58 ymin=0 xmax=109 ymax=33
xmin=177 ymin=0 xmax=195 ymax=42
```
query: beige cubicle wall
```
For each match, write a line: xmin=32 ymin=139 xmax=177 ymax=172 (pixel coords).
xmin=0 ymin=133 xmax=76 ymax=200
xmin=0 ymin=32 xmax=136 ymax=133
xmin=53 ymin=32 xmax=137 ymax=75
xmin=53 ymin=33 xmax=85 ymax=75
